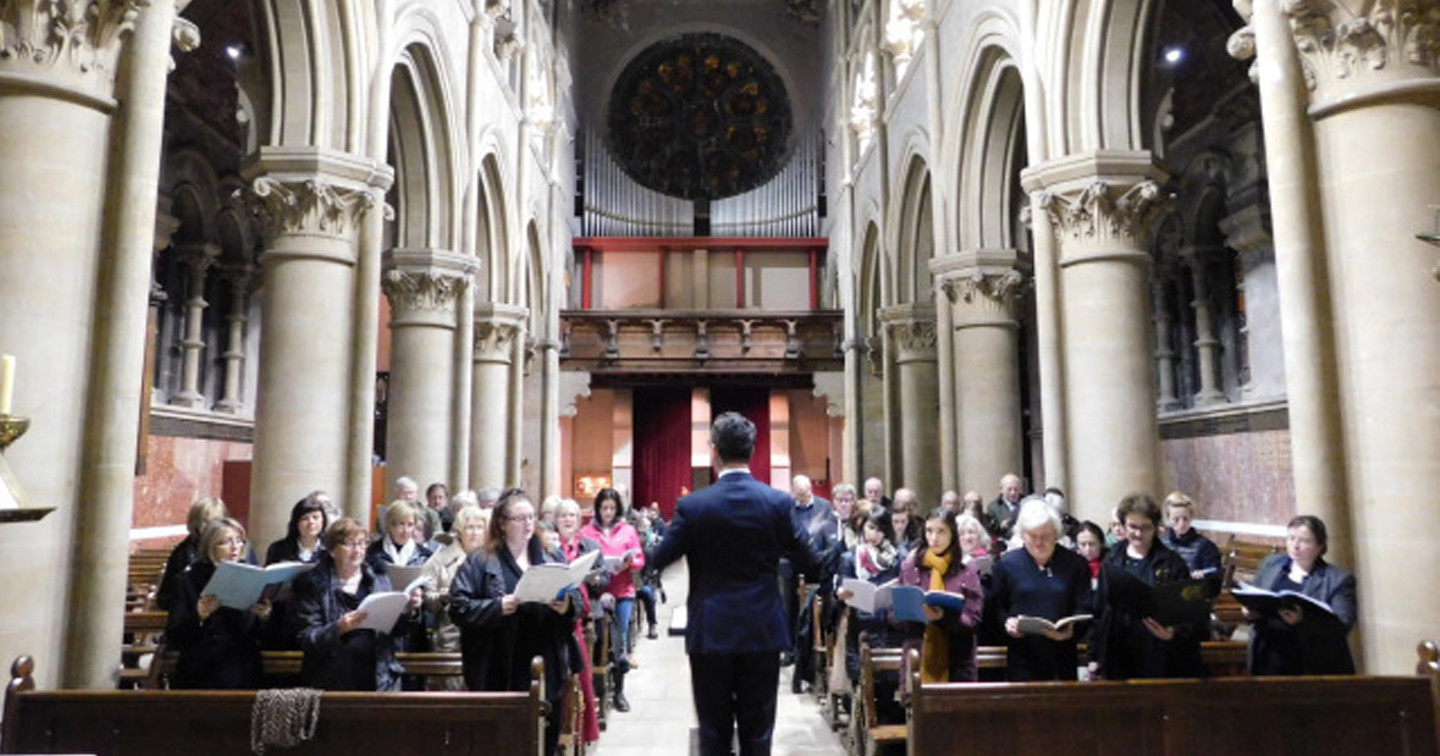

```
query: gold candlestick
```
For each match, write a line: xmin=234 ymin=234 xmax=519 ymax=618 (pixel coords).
xmin=0 ymin=414 xmax=28 ymax=452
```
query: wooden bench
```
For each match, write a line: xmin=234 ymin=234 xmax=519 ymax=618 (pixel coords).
xmin=118 ymin=609 xmax=169 ymax=689
xmin=126 ymin=548 xmax=169 ymax=610
xmin=4 ymin=654 xmax=545 ymax=756
xmin=1213 ymin=536 xmax=1283 ymax=638
xmin=905 ymin=644 xmax=1440 ymax=756
xmin=848 ymin=642 xmax=905 ymax=756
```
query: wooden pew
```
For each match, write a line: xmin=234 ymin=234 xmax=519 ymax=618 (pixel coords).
xmin=3 ymin=655 xmax=545 ymax=756
xmin=1213 ymin=536 xmax=1282 ymax=638
xmin=126 ymin=548 xmax=169 ymax=611
xmin=851 ymin=644 xmax=904 ymax=756
xmin=905 ymin=646 xmax=1440 ymax=756
xmin=118 ymin=610 xmax=169 ymax=689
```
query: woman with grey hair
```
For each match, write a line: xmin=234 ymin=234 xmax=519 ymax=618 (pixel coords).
xmin=421 ymin=506 xmax=490 ymax=664
xmin=988 ymin=499 xmax=1094 ymax=680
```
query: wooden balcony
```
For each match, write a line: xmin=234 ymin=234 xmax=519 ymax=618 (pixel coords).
xmin=560 ymin=309 xmax=844 ymax=375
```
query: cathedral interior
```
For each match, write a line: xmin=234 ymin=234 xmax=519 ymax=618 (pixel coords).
xmin=0 ymin=0 xmax=1436 ymax=689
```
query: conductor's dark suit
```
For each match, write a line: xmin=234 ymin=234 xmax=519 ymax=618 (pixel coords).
xmin=651 ymin=469 xmax=820 ymax=756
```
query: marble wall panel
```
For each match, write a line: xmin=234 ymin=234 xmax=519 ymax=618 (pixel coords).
xmin=131 ymin=435 xmax=252 ymax=551
xmin=1159 ymin=428 xmax=1295 ymax=527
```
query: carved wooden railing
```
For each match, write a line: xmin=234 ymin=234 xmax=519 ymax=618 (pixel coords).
xmin=560 ymin=309 xmax=843 ymax=373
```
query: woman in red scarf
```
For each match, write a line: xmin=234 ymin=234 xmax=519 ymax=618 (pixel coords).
xmin=895 ymin=510 xmax=984 ymax=683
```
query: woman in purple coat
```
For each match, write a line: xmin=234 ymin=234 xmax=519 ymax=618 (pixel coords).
xmin=895 ymin=510 xmax=984 ymax=683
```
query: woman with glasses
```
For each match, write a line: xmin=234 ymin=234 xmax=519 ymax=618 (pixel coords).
xmin=288 ymin=517 xmax=423 ymax=691
xmin=1089 ymin=493 xmax=1206 ymax=680
xmin=450 ymin=488 xmax=581 ymax=756
xmin=989 ymin=500 xmax=1094 ymax=681
xmin=164 ymin=517 xmax=270 ymax=689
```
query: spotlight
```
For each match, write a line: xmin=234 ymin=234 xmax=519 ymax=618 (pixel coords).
xmin=1163 ymin=47 xmax=1184 ymax=65
xmin=226 ymin=44 xmax=244 ymax=61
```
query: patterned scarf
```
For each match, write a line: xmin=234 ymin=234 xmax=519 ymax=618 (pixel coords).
xmin=919 ymin=548 xmax=952 ymax=684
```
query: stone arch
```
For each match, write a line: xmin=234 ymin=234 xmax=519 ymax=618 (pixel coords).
xmin=387 ymin=41 xmax=460 ymax=250
xmin=249 ymin=0 xmax=374 ymax=151
xmin=951 ymin=43 xmax=1027 ymax=251
xmin=1042 ymin=0 xmax=1160 ymax=153
xmin=476 ymin=152 xmax=511 ymax=304
xmin=166 ymin=149 xmax=226 ymax=245
xmin=857 ymin=220 xmax=884 ymax=342
xmin=888 ymin=154 xmax=933 ymax=305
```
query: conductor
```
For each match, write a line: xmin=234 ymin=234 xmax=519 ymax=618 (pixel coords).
xmin=651 ymin=411 xmax=821 ymax=756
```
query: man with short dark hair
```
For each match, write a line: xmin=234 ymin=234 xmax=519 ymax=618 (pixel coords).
xmin=652 ymin=411 xmax=820 ymax=756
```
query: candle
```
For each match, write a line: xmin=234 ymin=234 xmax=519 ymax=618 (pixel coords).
xmin=0 ymin=354 xmax=13 ymax=416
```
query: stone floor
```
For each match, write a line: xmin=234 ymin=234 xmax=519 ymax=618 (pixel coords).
xmin=590 ymin=560 xmax=847 ymax=756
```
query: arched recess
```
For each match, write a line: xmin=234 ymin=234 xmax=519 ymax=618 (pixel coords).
xmin=523 ymin=219 xmax=546 ymax=333
xmin=1048 ymin=0 xmax=1161 ymax=153
xmin=890 ymin=156 xmax=933 ymax=305
xmin=387 ymin=42 xmax=459 ymax=250
xmin=476 ymin=153 xmax=511 ymax=304
xmin=855 ymin=220 xmax=886 ymax=477
xmin=248 ymin=0 xmax=373 ymax=151
xmin=953 ymin=46 xmax=1028 ymax=251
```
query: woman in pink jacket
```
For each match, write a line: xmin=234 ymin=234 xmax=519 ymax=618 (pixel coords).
xmin=579 ymin=487 xmax=645 ymax=712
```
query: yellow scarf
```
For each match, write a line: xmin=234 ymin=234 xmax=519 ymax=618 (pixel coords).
xmin=920 ymin=548 xmax=953 ymax=684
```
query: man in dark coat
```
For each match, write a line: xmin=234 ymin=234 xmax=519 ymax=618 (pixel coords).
xmin=651 ymin=411 xmax=821 ymax=756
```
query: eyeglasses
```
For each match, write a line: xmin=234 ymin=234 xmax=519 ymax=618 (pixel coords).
xmin=340 ymin=539 xmax=369 ymax=550
xmin=1124 ymin=521 xmax=1156 ymax=533
xmin=507 ymin=513 xmax=536 ymax=523
xmin=218 ymin=537 xmax=247 ymax=548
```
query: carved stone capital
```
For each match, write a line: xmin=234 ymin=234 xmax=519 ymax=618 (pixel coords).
xmin=242 ymin=148 xmax=393 ymax=249
xmin=473 ymin=303 xmax=528 ymax=363
xmin=0 ymin=0 xmax=149 ymax=101
xmin=878 ymin=304 xmax=937 ymax=362
xmin=382 ymin=248 xmax=478 ymax=325
xmin=1037 ymin=180 xmax=1173 ymax=251
xmin=1281 ymin=0 xmax=1440 ymax=101
xmin=939 ymin=268 xmax=1027 ymax=324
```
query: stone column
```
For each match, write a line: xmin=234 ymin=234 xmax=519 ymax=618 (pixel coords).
xmin=841 ymin=337 xmax=864 ymax=484
xmin=878 ymin=304 xmax=939 ymax=506
xmin=1151 ymin=276 xmax=1182 ymax=411
xmin=0 ymin=0 xmax=177 ymax=689
xmin=1281 ymin=0 xmax=1440 ymax=674
xmin=935 ymin=251 xmax=1026 ymax=496
xmin=215 ymin=263 xmax=253 ymax=414
xmin=245 ymin=148 xmax=391 ymax=549
xmin=1029 ymin=152 xmax=1170 ymax=521
xmin=538 ymin=336 xmax=561 ymax=499
xmin=381 ymin=249 xmax=477 ymax=492
xmin=1184 ymin=246 xmax=1227 ymax=407
xmin=1227 ymin=0 xmax=1351 ymax=571
xmin=1019 ymin=194 xmax=1070 ymax=492
xmin=1221 ymin=205 xmax=1287 ymax=401
xmin=508 ymin=333 xmax=529 ymax=486
xmin=470 ymin=303 xmax=527 ymax=491
xmin=172 ymin=242 xmax=219 ymax=408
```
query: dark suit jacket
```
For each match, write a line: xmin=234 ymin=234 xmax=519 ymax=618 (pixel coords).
xmin=1249 ymin=554 xmax=1356 ymax=675
xmin=652 ymin=469 xmax=820 ymax=655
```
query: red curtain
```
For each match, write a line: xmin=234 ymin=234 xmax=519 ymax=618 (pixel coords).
xmin=632 ymin=387 xmax=692 ymax=521
xmin=710 ymin=387 xmax=771 ymax=488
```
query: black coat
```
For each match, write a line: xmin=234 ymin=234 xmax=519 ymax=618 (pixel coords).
xmin=165 ymin=561 xmax=265 ymax=689
xmin=1091 ymin=541 xmax=1205 ymax=680
xmin=288 ymin=555 xmax=415 ymax=691
xmin=1249 ymin=554 xmax=1356 ymax=675
xmin=264 ymin=537 xmax=325 ymax=566
xmin=449 ymin=538 xmax=581 ymax=701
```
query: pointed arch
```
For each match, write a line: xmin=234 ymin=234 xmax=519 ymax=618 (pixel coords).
xmin=387 ymin=41 xmax=460 ymax=250
xmin=476 ymin=152 xmax=510 ymax=304
xmin=889 ymin=154 xmax=933 ymax=305
xmin=952 ymin=44 xmax=1028 ymax=251
xmin=1045 ymin=0 xmax=1161 ymax=152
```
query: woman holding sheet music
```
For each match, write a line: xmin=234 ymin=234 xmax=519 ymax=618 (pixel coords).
xmin=895 ymin=510 xmax=984 ymax=683
xmin=265 ymin=493 xmax=329 ymax=566
xmin=450 ymin=488 xmax=580 ymax=756
xmin=1090 ymin=494 xmax=1206 ymax=680
xmin=288 ymin=517 xmax=423 ymax=691
xmin=989 ymin=500 xmax=1094 ymax=680
xmin=579 ymin=487 xmax=645 ymax=712
xmin=166 ymin=517 xmax=270 ymax=689
xmin=1246 ymin=515 xmax=1357 ymax=675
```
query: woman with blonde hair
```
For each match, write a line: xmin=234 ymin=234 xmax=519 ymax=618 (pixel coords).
xmin=165 ymin=517 xmax=271 ymax=688
xmin=157 ymin=496 xmax=229 ymax=612
xmin=421 ymin=505 xmax=490 ymax=668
